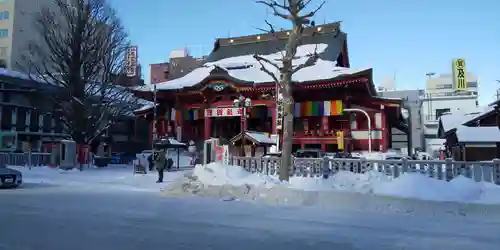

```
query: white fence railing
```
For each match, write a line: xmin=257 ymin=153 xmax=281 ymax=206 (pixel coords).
xmin=0 ymin=152 xmax=52 ymax=167
xmin=229 ymin=156 xmax=500 ymax=185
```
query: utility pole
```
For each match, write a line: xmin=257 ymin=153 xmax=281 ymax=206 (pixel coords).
xmin=496 ymin=80 xmax=500 ymax=100
xmin=152 ymin=82 xmax=157 ymax=149
xmin=425 ymin=72 xmax=435 ymax=121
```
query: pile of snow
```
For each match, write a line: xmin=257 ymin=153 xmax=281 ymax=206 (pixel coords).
xmin=164 ymin=163 xmax=500 ymax=205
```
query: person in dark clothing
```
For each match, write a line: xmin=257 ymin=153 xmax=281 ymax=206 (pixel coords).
xmin=147 ymin=154 xmax=153 ymax=171
xmin=154 ymin=149 xmax=166 ymax=183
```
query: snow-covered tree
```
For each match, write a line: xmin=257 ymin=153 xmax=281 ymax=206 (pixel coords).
xmin=20 ymin=0 xmax=138 ymax=147
xmin=254 ymin=0 xmax=325 ymax=181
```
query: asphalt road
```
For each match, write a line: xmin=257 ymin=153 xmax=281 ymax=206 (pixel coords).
xmin=1 ymin=187 xmax=500 ymax=250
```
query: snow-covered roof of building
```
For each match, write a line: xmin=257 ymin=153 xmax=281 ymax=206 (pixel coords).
xmin=133 ymin=103 xmax=157 ymax=113
xmin=156 ymin=137 xmax=187 ymax=147
xmin=0 ymin=68 xmax=36 ymax=80
xmin=230 ymin=131 xmax=276 ymax=145
xmin=246 ymin=132 xmax=275 ymax=144
xmin=461 ymin=106 xmax=495 ymax=125
xmin=454 ymin=126 xmax=500 ymax=143
xmin=488 ymin=99 xmax=500 ymax=107
xmin=438 ymin=106 xmax=491 ymax=135
xmin=134 ymin=30 xmax=370 ymax=92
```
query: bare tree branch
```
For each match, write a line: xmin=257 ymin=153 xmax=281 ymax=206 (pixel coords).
xmin=256 ymin=0 xmax=291 ymax=20
xmin=19 ymin=0 xmax=138 ymax=145
xmin=253 ymin=54 xmax=280 ymax=84
xmin=291 ymin=44 xmax=319 ymax=74
xmin=299 ymin=1 xmax=325 ymax=19
xmin=255 ymin=20 xmax=277 ymax=33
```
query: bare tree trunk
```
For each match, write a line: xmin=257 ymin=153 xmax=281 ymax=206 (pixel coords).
xmin=280 ymin=95 xmax=294 ymax=181
xmin=255 ymin=0 xmax=325 ymax=181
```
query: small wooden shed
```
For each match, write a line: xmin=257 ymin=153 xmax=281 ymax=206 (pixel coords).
xmin=229 ymin=131 xmax=276 ymax=157
xmin=444 ymin=126 xmax=500 ymax=161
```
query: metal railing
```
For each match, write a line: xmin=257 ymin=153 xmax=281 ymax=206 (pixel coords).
xmin=0 ymin=152 xmax=52 ymax=167
xmin=229 ymin=156 xmax=500 ymax=185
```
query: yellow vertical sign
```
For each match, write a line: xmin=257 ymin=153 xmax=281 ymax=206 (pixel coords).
xmin=452 ymin=58 xmax=467 ymax=91
xmin=336 ymin=131 xmax=344 ymax=150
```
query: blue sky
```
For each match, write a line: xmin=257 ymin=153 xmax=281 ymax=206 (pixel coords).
xmin=109 ymin=0 xmax=499 ymax=104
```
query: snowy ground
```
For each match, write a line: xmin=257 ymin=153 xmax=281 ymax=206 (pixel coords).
xmin=3 ymin=158 xmax=500 ymax=249
xmin=9 ymin=164 xmax=188 ymax=193
xmin=3 ymin=187 xmax=500 ymax=249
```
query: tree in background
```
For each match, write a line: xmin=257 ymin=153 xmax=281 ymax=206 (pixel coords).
xmin=254 ymin=0 xmax=325 ymax=181
xmin=20 ymin=0 xmax=139 ymax=150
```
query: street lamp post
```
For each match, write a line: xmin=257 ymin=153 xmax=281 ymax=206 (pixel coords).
xmin=496 ymin=80 xmax=500 ymax=100
xmin=233 ymin=95 xmax=252 ymax=155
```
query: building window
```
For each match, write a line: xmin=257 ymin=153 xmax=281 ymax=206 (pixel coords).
xmin=467 ymin=82 xmax=477 ymax=87
xmin=435 ymin=84 xmax=453 ymax=89
xmin=16 ymin=108 xmax=27 ymax=131
xmin=1 ymin=106 xmax=12 ymax=130
xmin=29 ymin=110 xmax=39 ymax=132
xmin=0 ymin=46 xmax=6 ymax=57
xmin=2 ymin=91 xmax=10 ymax=102
xmin=0 ymin=11 xmax=8 ymax=20
xmin=42 ymin=114 xmax=52 ymax=132
xmin=0 ymin=29 xmax=8 ymax=37
xmin=435 ymin=108 xmax=450 ymax=119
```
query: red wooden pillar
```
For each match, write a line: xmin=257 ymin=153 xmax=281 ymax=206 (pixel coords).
xmin=380 ymin=106 xmax=388 ymax=151
xmin=204 ymin=108 xmax=212 ymax=140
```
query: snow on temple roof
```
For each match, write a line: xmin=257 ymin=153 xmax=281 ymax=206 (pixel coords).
xmin=245 ymin=132 xmax=275 ymax=144
xmin=135 ymin=43 xmax=368 ymax=92
xmin=455 ymin=126 xmax=500 ymax=143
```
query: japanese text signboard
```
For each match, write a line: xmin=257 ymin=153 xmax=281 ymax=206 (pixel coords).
xmin=205 ymin=107 xmax=242 ymax=117
xmin=452 ymin=58 xmax=467 ymax=91
xmin=276 ymin=90 xmax=284 ymax=130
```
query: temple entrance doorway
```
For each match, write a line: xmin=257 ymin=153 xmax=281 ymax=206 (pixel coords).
xmin=212 ymin=117 xmax=241 ymax=142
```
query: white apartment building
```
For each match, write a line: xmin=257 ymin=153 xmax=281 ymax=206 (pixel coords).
xmin=0 ymin=0 xmax=55 ymax=71
xmin=421 ymin=72 xmax=479 ymax=153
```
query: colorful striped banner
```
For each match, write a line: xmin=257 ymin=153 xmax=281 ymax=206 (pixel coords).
xmin=184 ymin=109 xmax=200 ymax=121
xmin=170 ymin=108 xmax=176 ymax=121
xmin=329 ymin=100 xmax=343 ymax=115
xmin=293 ymin=100 xmax=343 ymax=117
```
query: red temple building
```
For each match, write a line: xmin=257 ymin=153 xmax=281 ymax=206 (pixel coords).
xmin=132 ymin=22 xmax=408 ymax=152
